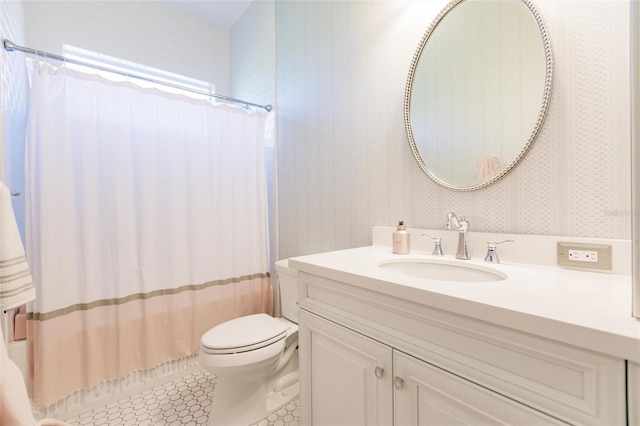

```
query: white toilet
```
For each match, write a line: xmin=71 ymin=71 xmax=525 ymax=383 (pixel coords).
xmin=199 ymin=259 xmax=299 ymax=426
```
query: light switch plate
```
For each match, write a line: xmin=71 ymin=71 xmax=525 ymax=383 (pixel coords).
xmin=557 ymin=242 xmax=612 ymax=271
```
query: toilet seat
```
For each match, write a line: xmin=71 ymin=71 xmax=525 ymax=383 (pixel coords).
xmin=200 ymin=313 xmax=290 ymax=355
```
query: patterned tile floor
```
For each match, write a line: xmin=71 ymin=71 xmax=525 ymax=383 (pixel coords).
xmin=64 ymin=369 xmax=300 ymax=426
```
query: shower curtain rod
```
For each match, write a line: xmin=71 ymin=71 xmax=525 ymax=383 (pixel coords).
xmin=2 ymin=39 xmax=272 ymax=112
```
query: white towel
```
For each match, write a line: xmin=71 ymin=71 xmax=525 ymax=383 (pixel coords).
xmin=0 ymin=182 xmax=35 ymax=311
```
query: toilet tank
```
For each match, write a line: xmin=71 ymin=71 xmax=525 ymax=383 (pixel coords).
xmin=275 ymin=259 xmax=299 ymax=324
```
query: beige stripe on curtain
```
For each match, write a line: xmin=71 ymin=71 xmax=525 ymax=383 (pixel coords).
xmin=27 ymin=276 xmax=271 ymax=407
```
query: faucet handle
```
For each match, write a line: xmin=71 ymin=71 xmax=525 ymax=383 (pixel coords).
xmin=421 ymin=234 xmax=444 ymax=256
xmin=485 ymin=240 xmax=515 ymax=264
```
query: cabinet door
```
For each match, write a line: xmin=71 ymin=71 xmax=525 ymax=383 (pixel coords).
xmin=394 ymin=351 xmax=566 ymax=426
xmin=299 ymin=309 xmax=393 ymax=426
xmin=631 ymin=362 xmax=640 ymax=426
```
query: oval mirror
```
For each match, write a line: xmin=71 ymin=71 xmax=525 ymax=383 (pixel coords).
xmin=405 ymin=0 xmax=553 ymax=191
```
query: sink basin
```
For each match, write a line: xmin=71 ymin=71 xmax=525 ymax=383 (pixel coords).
xmin=378 ymin=259 xmax=507 ymax=282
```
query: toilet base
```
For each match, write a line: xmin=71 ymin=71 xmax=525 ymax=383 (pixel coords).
xmin=206 ymin=356 xmax=299 ymax=425
xmin=265 ymin=370 xmax=299 ymax=415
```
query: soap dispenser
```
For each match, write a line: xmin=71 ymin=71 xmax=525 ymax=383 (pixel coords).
xmin=393 ymin=221 xmax=410 ymax=255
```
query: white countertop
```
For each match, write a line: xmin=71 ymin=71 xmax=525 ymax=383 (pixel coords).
xmin=289 ymin=245 xmax=640 ymax=362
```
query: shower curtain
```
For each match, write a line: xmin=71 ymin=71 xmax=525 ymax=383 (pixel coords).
xmin=24 ymin=60 xmax=272 ymax=408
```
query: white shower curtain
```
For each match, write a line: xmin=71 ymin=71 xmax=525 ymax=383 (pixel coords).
xmin=24 ymin=60 xmax=272 ymax=408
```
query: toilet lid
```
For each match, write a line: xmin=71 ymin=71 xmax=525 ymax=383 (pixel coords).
xmin=200 ymin=313 xmax=289 ymax=353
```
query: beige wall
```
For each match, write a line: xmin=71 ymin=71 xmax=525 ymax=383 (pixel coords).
xmin=275 ymin=0 xmax=631 ymax=259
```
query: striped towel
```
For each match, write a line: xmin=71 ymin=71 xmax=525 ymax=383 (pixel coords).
xmin=0 ymin=182 xmax=35 ymax=311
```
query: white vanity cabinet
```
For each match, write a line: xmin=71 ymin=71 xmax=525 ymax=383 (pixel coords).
xmin=298 ymin=271 xmax=628 ymax=425
xmin=300 ymin=310 xmax=563 ymax=426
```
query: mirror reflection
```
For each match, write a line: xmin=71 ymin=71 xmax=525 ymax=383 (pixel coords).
xmin=406 ymin=0 xmax=552 ymax=190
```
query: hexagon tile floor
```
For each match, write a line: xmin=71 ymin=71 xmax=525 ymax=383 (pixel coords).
xmin=63 ymin=369 xmax=300 ymax=426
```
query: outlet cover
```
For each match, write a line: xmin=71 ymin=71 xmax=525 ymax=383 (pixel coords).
xmin=557 ymin=242 xmax=612 ymax=271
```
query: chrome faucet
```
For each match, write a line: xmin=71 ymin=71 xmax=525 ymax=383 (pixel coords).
xmin=484 ymin=240 xmax=515 ymax=264
xmin=444 ymin=212 xmax=470 ymax=260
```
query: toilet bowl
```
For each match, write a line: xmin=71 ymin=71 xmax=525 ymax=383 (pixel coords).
xmin=199 ymin=259 xmax=299 ymax=426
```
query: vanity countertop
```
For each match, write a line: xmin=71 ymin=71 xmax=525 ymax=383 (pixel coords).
xmin=289 ymin=245 xmax=640 ymax=362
